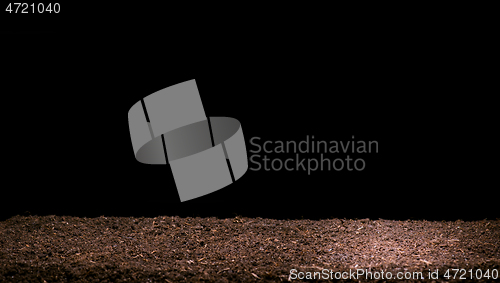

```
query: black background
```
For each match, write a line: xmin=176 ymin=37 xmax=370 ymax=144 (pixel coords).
xmin=2 ymin=5 xmax=497 ymax=221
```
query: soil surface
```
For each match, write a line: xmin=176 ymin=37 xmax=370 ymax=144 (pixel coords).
xmin=1 ymin=215 xmax=499 ymax=282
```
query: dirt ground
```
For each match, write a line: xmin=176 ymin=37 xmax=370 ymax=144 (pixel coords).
xmin=0 ymin=215 xmax=498 ymax=282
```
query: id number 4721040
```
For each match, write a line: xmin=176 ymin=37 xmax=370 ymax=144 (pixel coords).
xmin=6 ymin=3 xmax=60 ymax=13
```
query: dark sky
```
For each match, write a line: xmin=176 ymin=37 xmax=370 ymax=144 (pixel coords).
xmin=2 ymin=5 xmax=497 ymax=221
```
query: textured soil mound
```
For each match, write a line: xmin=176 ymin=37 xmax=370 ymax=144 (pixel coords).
xmin=1 ymin=216 xmax=499 ymax=282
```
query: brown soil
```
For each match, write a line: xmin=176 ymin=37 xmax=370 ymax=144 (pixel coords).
xmin=1 ymin=215 xmax=499 ymax=282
